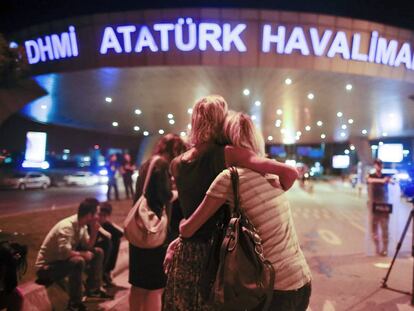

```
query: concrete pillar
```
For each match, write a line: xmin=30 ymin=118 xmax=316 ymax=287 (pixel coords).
xmin=350 ymin=136 xmax=372 ymax=165
xmin=350 ymin=136 xmax=372 ymax=183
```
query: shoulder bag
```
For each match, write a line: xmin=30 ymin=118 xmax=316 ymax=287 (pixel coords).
xmin=123 ymin=156 xmax=168 ymax=248
xmin=211 ymin=167 xmax=275 ymax=311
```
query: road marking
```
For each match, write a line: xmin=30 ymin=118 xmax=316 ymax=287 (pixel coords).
xmin=323 ymin=300 xmax=336 ymax=311
xmin=307 ymin=300 xmax=336 ymax=311
xmin=318 ymin=229 xmax=342 ymax=245
xmin=347 ymin=219 xmax=366 ymax=233
xmin=374 ymin=262 xmax=391 ymax=269
xmin=336 ymin=210 xmax=367 ymax=233
xmin=397 ymin=303 xmax=414 ymax=311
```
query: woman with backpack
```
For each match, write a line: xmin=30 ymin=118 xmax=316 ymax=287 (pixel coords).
xmin=162 ymin=96 xmax=299 ymax=311
xmin=179 ymin=112 xmax=312 ymax=311
xmin=128 ymin=133 xmax=187 ymax=311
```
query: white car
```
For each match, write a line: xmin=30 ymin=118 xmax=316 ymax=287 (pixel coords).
xmin=0 ymin=172 xmax=51 ymax=190
xmin=64 ymin=172 xmax=99 ymax=186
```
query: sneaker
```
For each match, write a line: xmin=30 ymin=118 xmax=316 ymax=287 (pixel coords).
xmin=85 ymin=288 xmax=114 ymax=300
xmin=66 ymin=301 xmax=88 ymax=311
xmin=380 ymin=250 xmax=388 ymax=257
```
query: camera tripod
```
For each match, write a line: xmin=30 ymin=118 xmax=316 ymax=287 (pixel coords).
xmin=381 ymin=201 xmax=414 ymax=305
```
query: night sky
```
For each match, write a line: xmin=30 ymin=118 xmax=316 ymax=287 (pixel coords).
xmin=1 ymin=0 xmax=414 ymax=35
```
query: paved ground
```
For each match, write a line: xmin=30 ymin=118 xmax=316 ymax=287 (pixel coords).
xmin=7 ymin=182 xmax=414 ymax=311
xmin=288 ymin=181 xmax=413 ymax=311
xmin=0 ymin=180 xmax=130 ymax=216
xmin=91 ymin=180 xmax=414 ymax=311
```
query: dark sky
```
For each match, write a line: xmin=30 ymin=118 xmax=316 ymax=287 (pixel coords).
xmin=1 ymin=0 xmax=414 ymax=34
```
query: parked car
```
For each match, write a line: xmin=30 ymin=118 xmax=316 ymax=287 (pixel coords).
xmin=0 ymin=172 xmax=51 ymax=190
xmin=63 ymin=171 xmax=100 ymax=186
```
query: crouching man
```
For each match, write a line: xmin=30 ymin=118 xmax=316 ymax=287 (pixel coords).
xmin=35 ymin=198 xmax=112 ymax=311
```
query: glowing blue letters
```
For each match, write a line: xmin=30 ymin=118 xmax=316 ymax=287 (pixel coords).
xmin=20 ymin=18 xmax=414 ymax=71
xmin=309 ymin=27 xmax=332 ymax=56
xmin=326 ymin=31 xmax=350 ymax=59
xmin=262 ymin=25 xmax=286 ymax=53
xmin=261 ymin=25 xmax=414 ymax=69
xmin=25 ymin=26 xmax=78 ymax=64
xmin=99 ymin=19 xmax=247 ymax=54
xmin=175 ymin=18 xmax=197 ymax=51
xmin=351 ymin=33 xmax=368 ymax=62
xmin=375 ymin=38 xmax=398 ymax=66
xmin=284 ymin=27 xmax=310 ymax=55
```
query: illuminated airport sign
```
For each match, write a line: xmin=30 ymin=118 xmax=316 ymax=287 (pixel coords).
xmin=23 ymin=18 xmax=414 ymax=71
xmin=25 ymin=26 xmax=79 ymax=64
xmin=23 ymin=131 xmax=50 ymax=169
xmin=100 ymin=18 xmax=247 ymax=53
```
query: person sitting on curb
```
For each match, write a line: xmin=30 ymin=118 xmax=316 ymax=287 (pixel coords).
xmin=35 ymin=198 xmax=112 ymax=311
xmin=95 ymin=202 xmax=124 ymax=287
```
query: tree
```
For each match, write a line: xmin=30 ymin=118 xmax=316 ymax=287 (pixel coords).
xmin=0 ymin=34 xmax=45 ymax=124
xmin=0 ymin=34 xmax=29 ymax=87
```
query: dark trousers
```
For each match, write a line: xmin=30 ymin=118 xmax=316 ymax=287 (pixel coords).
xmin=122 ymin=175 xmax=134 ymax=199
xmin=96 ymin=222 xmax=123 ymax=273
xmin=36 ymin=247 xmax=104 ymax=304
xmin=107 ymin=177 xmax=119 ymax=200
xmin=371 ymin=213 xmax=390 ymax=253
xmin=253 ymin=282 xmax=311 ymax=311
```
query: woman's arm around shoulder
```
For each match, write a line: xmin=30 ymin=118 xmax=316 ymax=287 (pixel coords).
xmin=179 ymin=195 xmax=226 ymax=238
xmin=224 ymin=145 xmax=298 ymax=191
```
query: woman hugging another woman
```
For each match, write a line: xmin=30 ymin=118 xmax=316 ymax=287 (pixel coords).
xmin=162 ymin=95 xmax=309 ymax=311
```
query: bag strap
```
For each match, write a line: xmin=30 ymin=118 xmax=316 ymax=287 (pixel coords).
xmin=142 ymin=155 xmax=161 ymax=195
xmin=229 ymin=167 xmax=241 ymax=217
xmin=261 ymin=260 xmax=276 ymax=311
xmin=229 ymin=166 xmax=275 ymax=311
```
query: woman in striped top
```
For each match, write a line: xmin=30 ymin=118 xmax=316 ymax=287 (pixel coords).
xmin=179 ymin=112 xmax=312 ymax=311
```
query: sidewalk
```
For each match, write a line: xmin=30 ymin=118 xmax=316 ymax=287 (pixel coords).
xmin=17 ymin=183 xmax=414 ymax=311
xmin=21 ymin=241 xmax=130 ymax=311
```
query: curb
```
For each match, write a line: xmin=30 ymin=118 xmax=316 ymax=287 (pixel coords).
xmin=21 ymin=240 xmax=129 ymax=311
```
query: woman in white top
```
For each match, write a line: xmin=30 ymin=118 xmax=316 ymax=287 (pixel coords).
xmin=179 ymin=112 xmax=312 ymax=311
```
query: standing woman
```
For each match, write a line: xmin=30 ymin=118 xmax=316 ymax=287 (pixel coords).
xmin=179 ymin=112 xmax=312 ymax=311
xmin=163 ymin=96 xmax=298 ymax=311
xmin=129 ymin=134 xmax=187 ymax=311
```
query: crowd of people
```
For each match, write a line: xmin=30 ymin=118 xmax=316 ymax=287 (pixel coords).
xmin=2 ymin=94 xmax=397 ymax=311
xmin=106 ymin=152 xmax=136 ymax=201
xmin=128 ymin=95 xmax=312 ymax=311
xmin=3 ymin=95 xmax=313 ymax=311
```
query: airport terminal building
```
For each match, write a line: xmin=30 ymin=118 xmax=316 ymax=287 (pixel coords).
xmin=1 ymin=1 xmax=414 ymax=172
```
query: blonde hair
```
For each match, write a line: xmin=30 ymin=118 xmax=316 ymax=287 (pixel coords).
xmin=189 ymin=95 xmax=228 ymax=146
xmin=224 ymin=111 xmax=265 ymax=156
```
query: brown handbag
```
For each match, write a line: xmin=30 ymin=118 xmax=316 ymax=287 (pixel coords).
xmin=211 ymin=167 xmax=275 ymax=311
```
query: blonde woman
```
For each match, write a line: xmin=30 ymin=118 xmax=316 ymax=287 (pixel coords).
xmin=162 ymin=96 xmax=298 ymax=311
xmin=179 ymin=112 xmax=312 ymax=311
